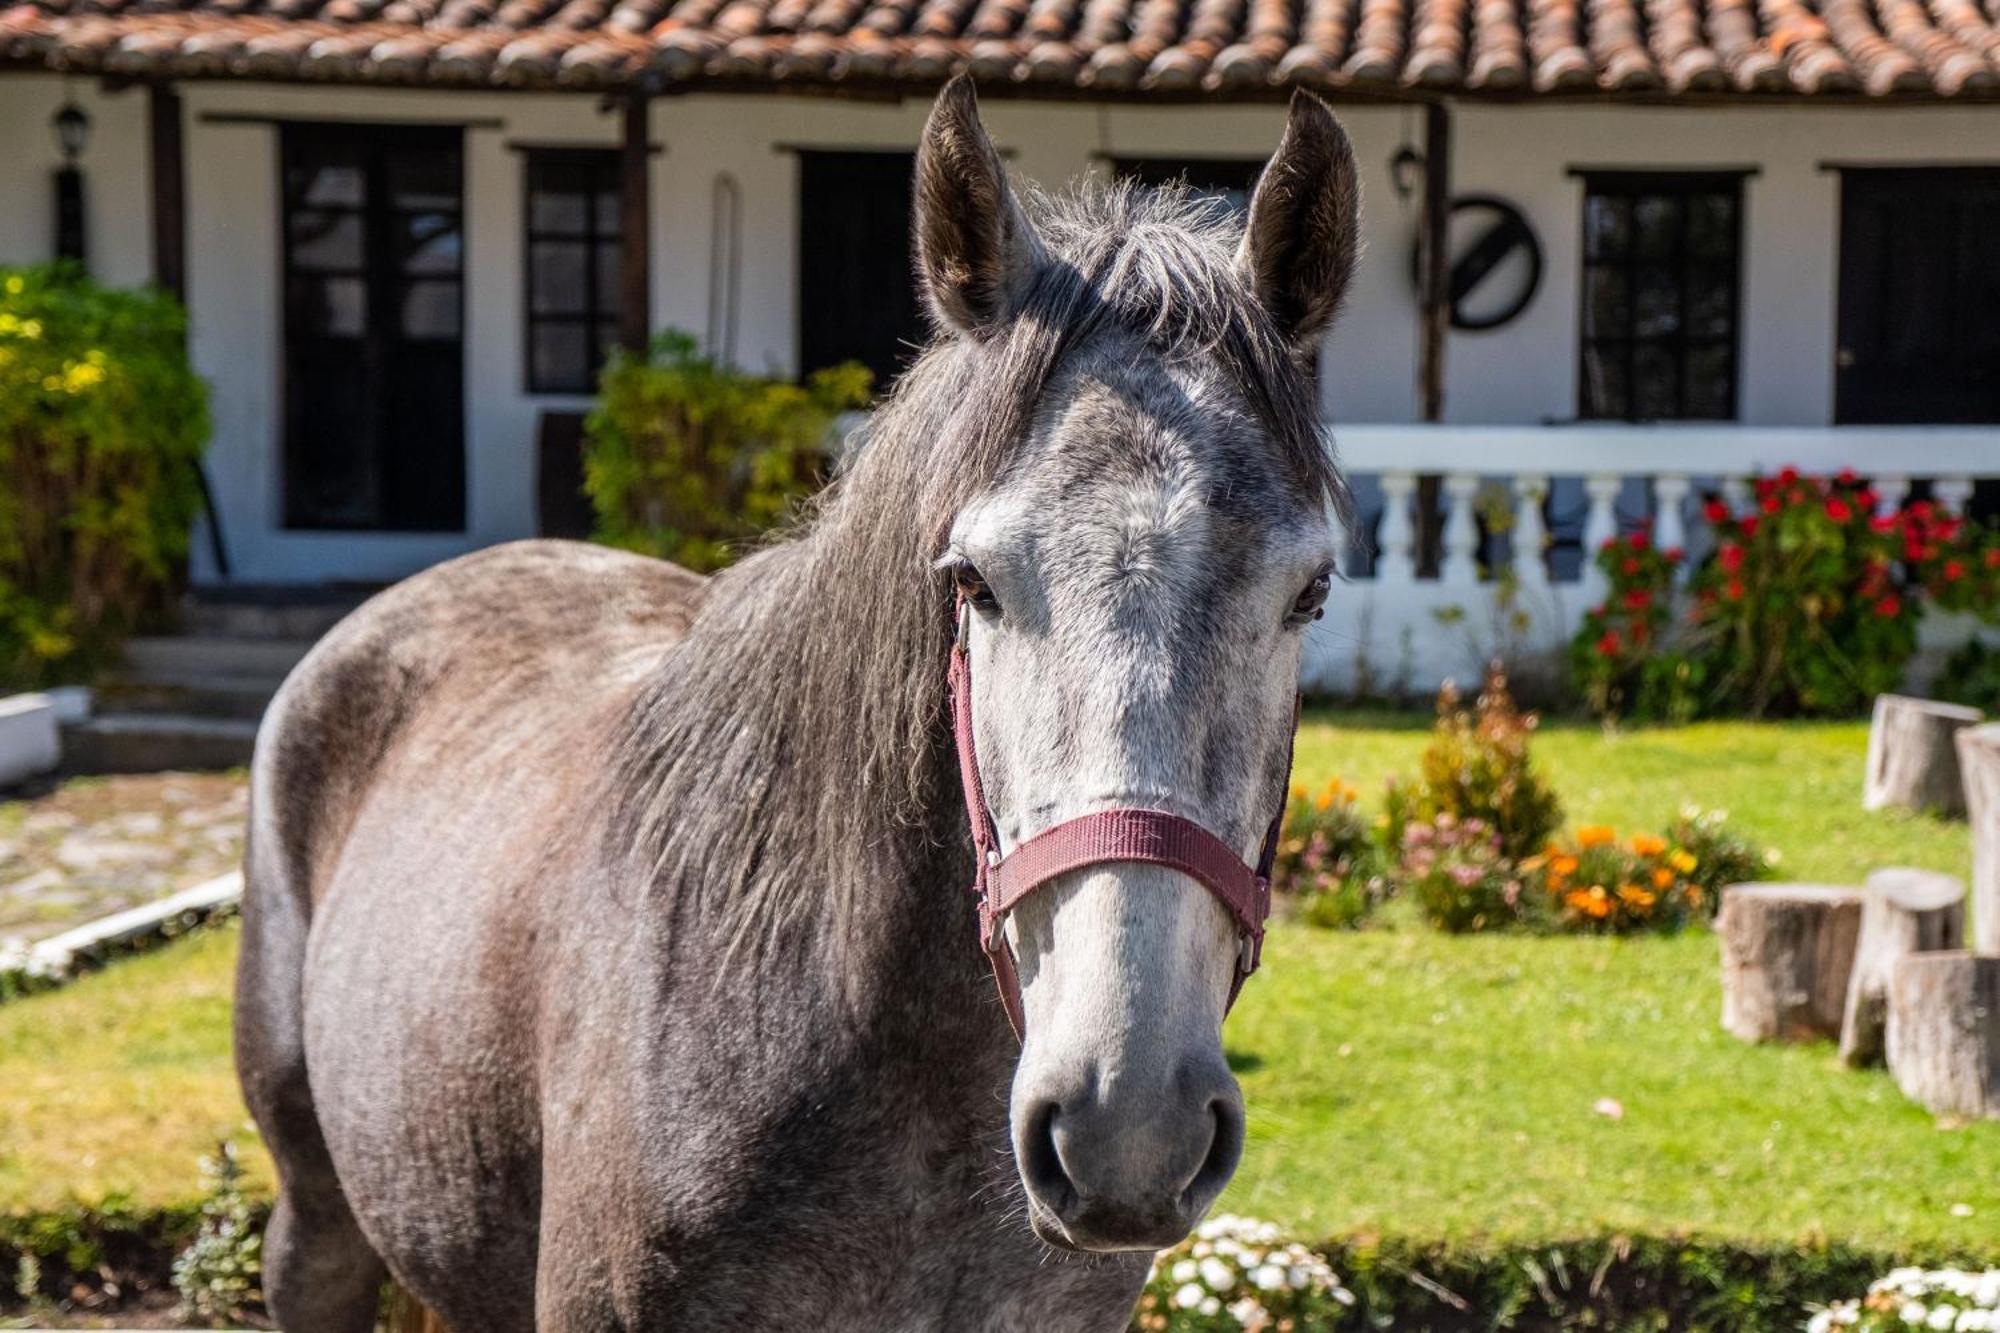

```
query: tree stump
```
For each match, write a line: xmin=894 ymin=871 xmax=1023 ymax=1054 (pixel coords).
xmin=1961 ymin=724 xmax=2000 ymax=954
xmin=1886 ymin=951 xmax=2000 ymax=1120
xmin=384 ymin=1285 xmax=450 ymax=1332
xmin=1838 ymin=867 xmax=1966 ymax=1068
xmin=1719 ymin=884 xmax=1865 ymax=1043
xmin=1863 ymin=695 xmax=1982 ymax=817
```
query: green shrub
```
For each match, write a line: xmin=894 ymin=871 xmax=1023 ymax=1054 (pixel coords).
xmin=1571 ymin=532 xmax=1703 ymax=722
xmin=1274 ymin=779 xmax=1387 ymax=929
xmin=1522 ymin=824 xmax=1710 ymax=933
xmin=172 ymin=1142 xmax=262 ymax=1326
xmin=1136 ymin=1215 xmax=1356 ymax=1331
xmin=583 ymin=331 xmax=871 ymax=572
xmin=1396 ymin=811 xmax=1533 ymax=933
xmin=1385 ymin=668 xmax=1564 ymax=862
xmin=1666 ymin=806 xmax=1777 ymax=906
xmin=1935 ymin=640 xmax=2000 ymax=715
xmin=0 ymin=264 xmax=209 ymax=688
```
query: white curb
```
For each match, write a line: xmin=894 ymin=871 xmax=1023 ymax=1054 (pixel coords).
xmin=27 ymin=870 xmax=244 ymax=974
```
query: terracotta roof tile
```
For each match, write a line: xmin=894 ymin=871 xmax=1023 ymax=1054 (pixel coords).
xmin=6 ymin=0 xmax=2000 ymax=94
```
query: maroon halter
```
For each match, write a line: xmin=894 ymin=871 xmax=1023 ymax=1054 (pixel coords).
xmin=946 ymin=601 xmax=1294 ymax=1039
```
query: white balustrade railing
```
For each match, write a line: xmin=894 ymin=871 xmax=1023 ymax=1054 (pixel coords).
xmin=1307 ymin=422 xmax=1999 ymax=696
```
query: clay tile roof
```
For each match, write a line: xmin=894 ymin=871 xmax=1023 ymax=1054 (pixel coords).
xmin=5 ymin=0 xmax=2000 ymax=95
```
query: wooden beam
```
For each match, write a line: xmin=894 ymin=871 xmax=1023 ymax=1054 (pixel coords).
xmin=149 ymin=84 xmax=186 ymax=302
xmin=1418 ymin=100 xmax=1451 ymax=423
xmin=618 ymin=95 xmax=652 ymax=354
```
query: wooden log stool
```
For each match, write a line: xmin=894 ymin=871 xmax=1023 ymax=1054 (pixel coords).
xmin=1863 ymin=694 xmax=1982 ymax=818
xmin=1719 ymin=884 xmax=1865 ymax=1043
xmin=1886 ymin=951 xmax=2000 ymax=1120
xmin=1961 ymin=723 xmax=2000 ymax=954
xmin=1838 ymin=867 xmax=1966 ymax=1068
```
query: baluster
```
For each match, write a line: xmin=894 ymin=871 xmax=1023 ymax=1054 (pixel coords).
xmin=1654 ymin=474 xmax=1690 ymax=584
xmin=1511 ymin=473 xmax=1550 ymax=588
xmin=1441 ymin=472 xmax=1481 ymax=587
xmin=1580 ymin=473 xmax=1622 ymax=603
xmin=1873 ymin=474 xmax=1910 ymax=517
xmin=1377 ymin=471 xmax=1418 ymax=585
xmin=1936 ymin=476 xmax=1975 ymax=517
xmin=1720 ymin=476 xmax=1751 ymax=517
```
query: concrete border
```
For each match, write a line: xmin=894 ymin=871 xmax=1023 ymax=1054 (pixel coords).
xmin=0 ymin=692 xmax=61 ymax=786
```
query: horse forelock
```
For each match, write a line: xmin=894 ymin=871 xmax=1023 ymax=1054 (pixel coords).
xmin=607 ymin=177 xmax=1344 ymax=987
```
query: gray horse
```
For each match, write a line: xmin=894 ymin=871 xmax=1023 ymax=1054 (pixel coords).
xmin=235 ymin=76 xmax=1357 ymax=1332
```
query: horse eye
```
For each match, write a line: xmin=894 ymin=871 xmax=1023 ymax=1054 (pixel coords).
xmin=1285 ymin=565 xmax=1333 ymax=627
xmin=953 ymin=560 xmax=999 ymax=614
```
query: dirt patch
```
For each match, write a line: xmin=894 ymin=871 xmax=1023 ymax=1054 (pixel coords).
xmin=0 ymin=772 xmax=248 ymax=941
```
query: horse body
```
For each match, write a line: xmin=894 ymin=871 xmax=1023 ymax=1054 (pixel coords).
xmin=239 ymin=77 xmax=1361 ymax=1331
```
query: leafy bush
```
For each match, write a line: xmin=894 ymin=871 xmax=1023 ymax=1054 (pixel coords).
xmin=1135 ymin=1215 xmax=1355 ymax=1332
xmin=1935 ymin=640 xmax=2000 ymax=714
xmin=1809 ymin=1267 xmax=2000 ymax=1332
xmin=1523 ymin=825 xmax=1709 ymax=933
xmin=1385 ymin=668 xmax=1564 ymax=861
xmin=1397 ymin=812 xmax=1531 ymax=933
xmin=1666 ymin=806 xmax=1777 ymax=906
xmin=1274 ymin=779 xmax=1386 ymax=929
xmin=583 ymin=331 xmax=870 ymax=572
xmin=172 ymin=1142 xmax=261 ymax=1325
xmin=0 ymin=264 xmax=209 ymax=688
xmin=1572 ymin=471 xmax=2000 ymax=720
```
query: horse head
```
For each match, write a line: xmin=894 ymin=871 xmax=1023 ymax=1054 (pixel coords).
xmin=914 ymin=77 xmax=1359 ymax=1253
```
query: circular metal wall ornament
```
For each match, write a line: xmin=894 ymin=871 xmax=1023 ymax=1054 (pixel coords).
xmin=1411 ymin=194 xmax=1544 ymax=332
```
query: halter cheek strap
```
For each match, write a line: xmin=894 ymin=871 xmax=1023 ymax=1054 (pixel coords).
xmin=947 ymin=601 xmax=1295 ymax=1040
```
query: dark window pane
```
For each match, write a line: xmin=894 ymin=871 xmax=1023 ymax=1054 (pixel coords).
xmin=595 ymin=241 xmax=620 ymax=307
xmin=596 ymin=188 xmax=622 ymax=235
xmin=398 ymin=211 xmax=462 ymax=275
xmin=596 ymin=321 xmax=618 ymax=366
xmin=531 ymin=241 xmax=590 ymax=315
xmin=530 ymin=187 xmax=590 ymax=234
xmin=298 ymin=163 xmax=365 ymax=209
xmin=1581 ymin=344 xmax=1629 ymax=418
xmin=388 ymin=147 xmax=459 ymax=212
xmin=1633 ymin=265 xmax=1680 ymax=337
xmin=532 ymin=322 xmax=590 ymax=393
xmin=1687 ymin=193 xmax=1737 ymax=258
xmin=1685 ymin=343 xmax=1733 ymax=418
xmin=1585 ymin=194 xmax=1631 ymax=259
xmin=1687 ymin=263 xmax=1733 ymax=337
xmin=1584 ymin=265 xmax=1629 ymax=337
xmin=1633 ymin=342 xmax=1677 ymax=418
xmin=1632 ymin=195 xmax=1680 ymax=259
xmin=402 ymin=280 xmax=460 ymax=339
xmin=288 ymin=275 xmax=367 ymax=337
xmin=289 ymin=211 xmax=363 ymax=270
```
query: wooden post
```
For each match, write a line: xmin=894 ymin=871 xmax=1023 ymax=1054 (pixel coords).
xmin=1863 ymin=695 xmax=1982 ymax=817
xmin=1415 ymin=101 xmax=1451 ymax=575
xmin=148 ymin=84 xmax=186 ymax=302
xmin=1961 ymin=723 xmax=2000 ymax=953
xmin=617 ymin=95 xmax=651 ymax=355
xmin=1838 ymin=867 xmax=1966 ymax=1068
xmin=1719 ymin=883 xmax=1865 ymax=1042
xmin=1886 ymin=951 xmax=2000 ymax=1120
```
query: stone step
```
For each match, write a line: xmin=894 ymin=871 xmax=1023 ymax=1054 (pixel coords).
xmin=180 ymin=588 xmax=368 ymax=640
xmin=60 ymin=714 xmax=260 ymax=774
xmin=123 ymin=634 xmax=314 ymax=681
xmin=95 ymin=671 xmax=284 ymax=722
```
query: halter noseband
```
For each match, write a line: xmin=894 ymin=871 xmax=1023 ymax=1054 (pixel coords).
xmin=946 ymin=598 xmax=1294 ymax=1039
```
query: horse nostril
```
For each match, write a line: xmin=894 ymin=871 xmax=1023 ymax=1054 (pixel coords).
xmin=1019 ymin=1098 xmax=1076 ymax=1218
xmin=1183 ymin=1093 xmax=1245 ymax=1212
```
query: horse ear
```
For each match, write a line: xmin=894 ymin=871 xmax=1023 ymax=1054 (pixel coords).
xmin=914 ymin=74 xmax=1043 ymax=334
xmin=1237 ymin=91 xmax=1361 ymax=349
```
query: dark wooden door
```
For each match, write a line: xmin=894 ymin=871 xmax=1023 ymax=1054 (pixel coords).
xmin=281 ymin=124 xmax=465 ymax=531
xmin=1837 ymin=169 xmax=2000 ymax=425
xmin=797 ymin=151 xmax=924 ymax=391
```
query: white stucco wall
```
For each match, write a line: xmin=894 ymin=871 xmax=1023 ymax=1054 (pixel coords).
xmin=1 ymin=73 xmax=1994 ymax=587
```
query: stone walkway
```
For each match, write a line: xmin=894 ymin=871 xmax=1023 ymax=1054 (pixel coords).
xmin=0 ymin=771 xmax=248 ymax=942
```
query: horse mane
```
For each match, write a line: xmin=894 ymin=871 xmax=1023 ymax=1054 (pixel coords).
xmin=609 ymin=180 xmax=1347 ymax=984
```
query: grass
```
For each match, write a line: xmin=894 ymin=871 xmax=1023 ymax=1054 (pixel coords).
xmin=1 ymin=712 xmax=1990 ymax=1259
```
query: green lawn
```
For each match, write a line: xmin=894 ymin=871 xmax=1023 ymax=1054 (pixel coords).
xmin=2 ymin=713 xmax=1991 ymax=1258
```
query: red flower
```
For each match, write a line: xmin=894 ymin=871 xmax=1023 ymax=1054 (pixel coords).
xmin=1664 ymin=546 xmax=1684 ymax=564
xmin=1739 ymin=516 xmax=1760 ymax=539
xmin=1628 ymin=531 xmax=1651 ymax=551
xmin=1597 ymin=631 xmax=1623 ymax=656
xmin=1624 ymin=589 xmax=1653 ymax=611
xmin=1703 ymin=499 xmax=1730 ymax=524
xmin=1632 ymin=621 xmax=1651 ymax=645
xmin=1726 ymin=579 xmax=1746 ymax=601
xmin=1911 ymin=499 xmax=1936 ymax=520
xmin=1985 ymin=548 xmax=2000 ymax=569
xmin=1837 ymin=467 xmax=1859 ymax=486
xmin=1826 ymin=498 xmax=1854 ymax=523
xmin=1719 ymin=544 xmax=1744 ymax=573
xmin=1622 ymin=557 xmax=1641 ymax=576
xmin=1754 ymin=478 xmax=1777 ymax=500
xmin=1761 ymin=495 xmax=1782 ymax=515
xmin=1777 ymin=466 xmax=1800 ymax=486
xmin=1857 ymin=489 xmax=1879 ymax=511
xmin=1944 ymin=560 xmax=1966 ymax=582
xmin=1871 ymin=514 xmax=1898 ymax=535
xmin=1876 ymin=594 xmax=1902 ymax=618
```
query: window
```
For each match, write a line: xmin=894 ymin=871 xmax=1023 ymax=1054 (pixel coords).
xmin=1577 ymin=172 xmax=1745 ymax=421
xmin=1112 ymin=157 xmax=1263 ymax=215
xmin=797 ymin=151 xmax=924 ymax=390
xmin=280 ymin=123 xmax=465 ymax=532
xmin=524 ymin=149 xmax=621 ymax=394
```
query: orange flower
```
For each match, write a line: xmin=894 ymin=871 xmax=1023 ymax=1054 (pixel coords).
xmin=1551 ymin=854 xmax=1580 ymax=879
xmin=1629 ymin=833 xmax=1668 ymax=857
xmin=1618 ymin=884 xmax=1657 ymax=910
xmin=1652 ymin=867 xmax=1676 ymax=890
xmin=1687 ymin=885 xmax=1704 ymax=907
xmin=1577 ymin=826 xmax=1617 ymax=849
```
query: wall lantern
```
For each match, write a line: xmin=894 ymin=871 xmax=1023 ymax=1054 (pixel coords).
xmin=1390 ymin=144 xmax=1425 ymax=203
xmin=52 ymin=101 xmax=90 ymax=163
xmin=51 ymin=99 xmax=90 ymax=265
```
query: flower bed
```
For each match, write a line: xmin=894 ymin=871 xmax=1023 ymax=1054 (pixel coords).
xmin=1811 ymin=1268 xmax=2000 ymax=1332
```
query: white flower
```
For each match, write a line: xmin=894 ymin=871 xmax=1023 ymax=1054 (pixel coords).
xmin=1226 ymin=1296 xmax=1271 ymax=1331
xmin=1248 ymin=1264 xmax=1284 ymax=1292
xmin=1199 ymin=1297 xmax=1221 ymax=1317
xmin=1171 ymin=1260 xmax=1198 ymax=1284
xmin=1174 ymin=1282 xmax=1206 ymax=1310
xmin=1908 ymin=1303 xmax=1934 ymax=1325
xmin=1198 ymin=1257 xmax=1237 ymax=1291
xmin=1934 ymin=1307 xmax=1962 ymax=1330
